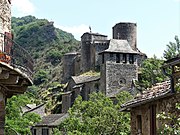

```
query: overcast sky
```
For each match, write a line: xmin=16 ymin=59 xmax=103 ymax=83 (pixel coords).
xmin=11 ymin=0 xmax=180 ymax=58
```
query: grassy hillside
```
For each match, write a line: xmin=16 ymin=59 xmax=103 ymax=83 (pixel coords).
xmin=12 ymin=16 xmax=80 ymax=113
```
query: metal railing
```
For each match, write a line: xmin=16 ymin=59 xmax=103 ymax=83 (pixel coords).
xmin=0 ymin=33 xmax=34 ymax=80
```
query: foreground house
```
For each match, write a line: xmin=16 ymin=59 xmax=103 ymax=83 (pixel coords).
xmin=31 ymin=114 xmax=68 ymax=135
xmin=0 ymin=0 xmax=33 ymax=134
xmin=121 ymin=56 xmax=180 ymax=135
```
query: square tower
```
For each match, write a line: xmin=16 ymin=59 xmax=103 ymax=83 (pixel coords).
xmin=100 ymin=39 xmax=139 ymax=97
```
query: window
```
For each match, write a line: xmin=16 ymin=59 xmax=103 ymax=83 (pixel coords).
xmin=33 ymin=129 xmax=36 ymax=135
xmin=122 ymin=54 xmax=127 ymax=63
xmin=129 ymin=54 xmax=134 ymax=64
xmin=137 ymin=115 xmax=142 ymax=134
xmin=42 ymin=128 xmax=49 ymax=135
xmin=116 ymin=53 xmax=120 ymax=63
xmin=110 ymin=53 xmax=113 ymax=60
xmin=150 ymin=105 xmax=156 ymax=135
xmin=102 ymin=53 xmax=104 ymax=64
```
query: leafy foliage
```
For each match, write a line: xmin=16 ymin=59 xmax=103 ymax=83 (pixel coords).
xmin=163 ymin=36 xmax=180 ymax=60
xmin=137 ymin=55 xmax=167 ymax=89
xmin=5 ymin=94 xmax=41 ymax=134
xmin=58 ymin=92 xmax=132 ymax=135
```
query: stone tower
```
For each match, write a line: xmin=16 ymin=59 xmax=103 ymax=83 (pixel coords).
xmin=62 ymin=52 xmax=81 ymax=83
xmin=81 ymin=32 xmax=108 ymax=72
xmin=100 ymin=39 xmax=139 ymax=97
xmin=113 ymin=22 xmax=137 ymax=50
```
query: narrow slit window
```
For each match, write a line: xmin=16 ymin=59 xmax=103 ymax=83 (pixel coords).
xmin=116 ymin=53 xmax=120 ymax=63
xmin=129 ymin=54 xmax=134 ymax=64
xmin=122 ymin=54 xmax=127 ymax=63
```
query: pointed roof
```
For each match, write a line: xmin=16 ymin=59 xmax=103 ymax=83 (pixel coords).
xmin=100 ymin=39 xmax=138 ymax=54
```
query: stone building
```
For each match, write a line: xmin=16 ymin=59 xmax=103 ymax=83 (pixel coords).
xmin=99 ymin=39 xmax=139 ymax=97
xmin=61 ymin=75 xmax=100 ymax=113
xmin=81 ymin=32 xmax=109 ymax=72
xmin=31 ymin=114 xmax=68 ymax=135
xmin=0 ymin=0 xmax=33 ymax=134
xmin=61 ymin=22 xmax=146 ymax=113
xmin=120 ymin=56 xmax=180 ymax=135
xmin=22 ymin=103 xmax=46 ymax=118
xmin=62 ymin=52 xmax=81 ymax=83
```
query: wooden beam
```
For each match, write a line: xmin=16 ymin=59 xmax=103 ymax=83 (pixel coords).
xmin=0 ymin=70 xmax=9 ymax=79
xmin=0 ymin=75 xmax=19 ymax=85
xmin=6 ymin=86 xmax=28 ymax=93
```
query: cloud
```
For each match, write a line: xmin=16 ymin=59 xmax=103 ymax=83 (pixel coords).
xmin=12 ymin=0 xmax=35 ymax=16
xmin=54 ymin=24 xmax=90 ymax=40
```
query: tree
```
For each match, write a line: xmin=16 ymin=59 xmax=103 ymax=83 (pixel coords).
xmin=137 ymin=55 xmax=167 ymax=89
xmin=163 ymin=36 xmax=180 ymax=60
xmin=156 ymin=36 xmax=180 ymax=134
xmin=5 ymin=94 xmax=41 ymax=135
xmin=58 ymin=92 xmax=132 ymax=135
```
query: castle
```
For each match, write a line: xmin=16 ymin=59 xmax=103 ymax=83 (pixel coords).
xmin=61 ymin=22 xmax=146 ymax=113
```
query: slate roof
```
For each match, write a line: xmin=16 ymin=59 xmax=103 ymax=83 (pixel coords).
xmin=71 ymin=75 xmax=100 ymax=84
xmin=100 ymin=39 xmax=139 ymax=54
xmin=121 ymin=81 xmax=172 ymax=111
xmin=81 ymin=32 xmax=107 ymax=38
xmin=35 ymin=113 xmax=68 ymax=127
xmin=24 ymin=103 xmax=45 ymax=113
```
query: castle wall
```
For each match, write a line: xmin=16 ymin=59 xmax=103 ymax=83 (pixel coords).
xmin=105 ymin=62 xmax=137 ymax=96
xmin=62 ymin=53 xmax=79 ymax=83
xmin=81 ymin=33 xmax=108 ymax=72
xmin=100 ymin=52 xmax=138 ymax=96
xmin=0 ymin=0 xmax=11 ymax=51
xmin=113 ymin=23 xmax=137 ymax=50
xmin=94 ymin=41 xmax=109 ymax=70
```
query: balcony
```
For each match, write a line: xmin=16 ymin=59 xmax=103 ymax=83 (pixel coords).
xmin=0 ymin=32 xmax=33 ymax=80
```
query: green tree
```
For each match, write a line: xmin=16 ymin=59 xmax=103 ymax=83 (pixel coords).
xmin=157 ymin=36 xmax=180 ymax=134
xmin=137 ymin=55 xmax=167 ymax=89
xmin=59 ymin=92 xmax=132 ymax=135
xmin=163 ymin=36 xmax=180 ymax=60
xmin=5 ymin=94 xmax=41 ymax=135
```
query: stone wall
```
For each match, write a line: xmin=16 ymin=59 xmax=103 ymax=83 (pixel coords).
xmin=94 ymin=41 xmax=109 ymax=69
xmin=81 ymin=33 xmax=108 ymax=72
xmin=61 ymin=92 xmax=71 ymax=113
xmin=0 ymin=0 xmax=11 ymax=51
xmin=113 ymin=23 xmax=137 ymax=50
xmin=62 ymin=53 xmax=79 ymax=83
xmin=130 ymin=93 xmax=180 ymax=135
xmin=100 ymin=52 xmax=138 ymax=96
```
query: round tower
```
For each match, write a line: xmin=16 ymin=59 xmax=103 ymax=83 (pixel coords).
xmin=112 ymin=22 xmax=137 ymax=50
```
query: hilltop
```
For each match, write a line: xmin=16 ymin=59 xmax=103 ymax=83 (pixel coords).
xmin=12 ymin=15 xmax=80 ymax=112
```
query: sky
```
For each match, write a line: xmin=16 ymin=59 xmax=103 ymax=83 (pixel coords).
xmin=11 ymin=0 xmax=180 ymax=58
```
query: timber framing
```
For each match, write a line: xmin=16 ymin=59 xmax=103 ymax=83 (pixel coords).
xmin=0 ymin=62 xmax=33 ymax=98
